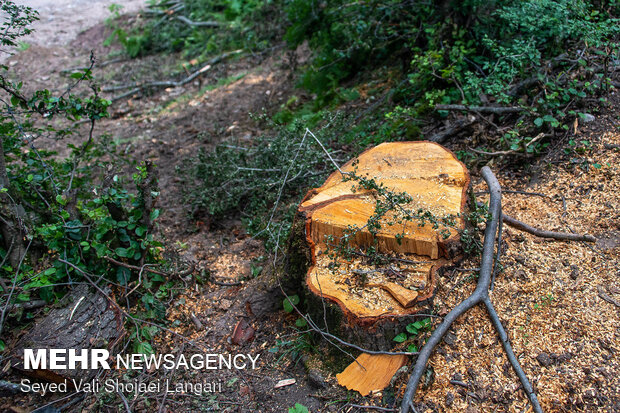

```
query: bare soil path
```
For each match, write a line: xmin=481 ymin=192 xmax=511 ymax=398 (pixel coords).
xmin=13 ymin=0 xmax=146 ymax=47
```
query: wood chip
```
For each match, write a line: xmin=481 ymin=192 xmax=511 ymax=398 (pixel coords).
xmin=274 ymin=378 xmax=296 ymax=389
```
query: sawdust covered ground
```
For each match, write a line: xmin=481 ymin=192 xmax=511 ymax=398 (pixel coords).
xmin=414 ymin=103 xmax=620 ymax=412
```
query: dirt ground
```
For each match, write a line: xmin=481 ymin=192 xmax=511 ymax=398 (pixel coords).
xmin=1 ymin=2 xmax=619 ymax=413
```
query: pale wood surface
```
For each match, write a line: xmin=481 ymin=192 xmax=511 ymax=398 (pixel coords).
xmin=301 ymin=142 xmax=469 ymax=320
xmin=336 ymin=352 xmax=408 ymax=396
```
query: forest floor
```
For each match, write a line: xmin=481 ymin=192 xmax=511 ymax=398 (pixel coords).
xmin=2 ymin=2 xmax=619 ymax=413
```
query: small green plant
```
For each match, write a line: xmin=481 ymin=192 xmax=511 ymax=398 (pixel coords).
xmin=533 ymin=293 xmax=555 ymax=310
xmin=393 ymin=317 xmax=432 ymax=352
xmin=178 ymin=117 xmax=343 ymax=251
xmin=282 ymin=294 xmax=300 ymax=314
xmin=289 ymin=403 xmax=309 ymax=413
xmin=0 ymin=1 xmax=174 ymax=356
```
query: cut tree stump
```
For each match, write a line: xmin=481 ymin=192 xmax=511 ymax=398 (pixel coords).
xmin=9 ymin=284 xmax=125 ymax=385
xmin=293 ymin=142 xmax=469 ymax=395
xmin=292 ymin=141 xmax=469 ymax=349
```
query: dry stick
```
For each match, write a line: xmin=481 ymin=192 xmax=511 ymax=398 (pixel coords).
xmin=175 ymin=15 xmax=220 ymax=27
xmin=475 ymin=189 xmax=548 ymax=198
xmin=346 ymin=404 xmax=398 ymax=412
xmin=4 ymin=299 xmax=46 ymax=311
xmin=435 ymin=104 xmax=524 ymax=114
xmin=502 ymin=213 xmax=596 ymax=242
xmin=103 ymin=256 xmax=195 ymax=278
xmin=400 ymin=166 xmax=542 ymax=413
xmin=104 ymin=50 xmax=243 ymax=98
xmin=427 ymin=117 xmax=476 ymax=144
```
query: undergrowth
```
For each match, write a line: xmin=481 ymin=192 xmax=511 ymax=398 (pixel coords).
xmin=0 ymin=1 xmax=179 ymax=354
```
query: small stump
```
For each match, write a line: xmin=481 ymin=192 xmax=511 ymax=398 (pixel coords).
xmin=295 ymin=142 xmax=469 ymax=350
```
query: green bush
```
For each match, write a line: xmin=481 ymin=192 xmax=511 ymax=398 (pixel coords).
xmin=285 ymin=0 xmax=619 ymax=148
xmin=110 ymin=0 xmax=285 ymax=58
xmin=0 ymin=2 xmax=167 ymax=342
xmin=178 ymin=116 xmax=347 ymax=250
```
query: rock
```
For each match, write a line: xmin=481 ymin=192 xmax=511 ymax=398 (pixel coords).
xmin=218 ymin=298 xmax=233 ymax=310
xmin=446 ymin=392 xmax=455 ymax=407
xmin=536 ymin=352 xmax=553 ymax=367
xmin=582 ymin=113 xmax=595 ymax=123
xmin=307 ymin=369 xmax=327 ymax=389
xmin=570 ymin=265 xmax=579 ymax=280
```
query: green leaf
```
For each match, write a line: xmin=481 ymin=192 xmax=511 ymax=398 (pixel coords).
xmin=43 ymin=267 xmax=56 ymax=276
xmin=534 ymin=117 xmax=543 ymax=127
xmin=288 ymin=403 xmax=309 ymax=413
xmin=393 ymin=332 xmax=407 ymax=343
xmin=283 ymin=294 xmax=300 ymax=313
xmin=150 ymin=209 xmax=160 ymax=221
xmin=407 ymin=344 xmax=418 ymax=353
xmin=117 ymin=267 xmax=131 ymax=285
xmin=406 ymin=323 xmax=419 ymax=335
xmin=115 ymin=247 xmax=129 ymax=257
xmin=295 ymin=318 xmax=307 ymax=328
xmin=135 ymin=341 xmax=153 ymax=355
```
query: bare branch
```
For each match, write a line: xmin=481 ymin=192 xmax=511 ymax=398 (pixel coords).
xmin=502 ymin=213 xmax=596 ymax=242
xmin=435 ymin=104 xmax=523 ymax=114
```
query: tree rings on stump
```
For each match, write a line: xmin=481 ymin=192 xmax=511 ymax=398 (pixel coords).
xmin=297 ymin=142 xmax=469 ymax=348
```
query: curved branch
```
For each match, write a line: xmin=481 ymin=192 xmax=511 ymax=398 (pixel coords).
xmin=502 ymin=213 xmax=596 ymax=242
xmin=400 ymin=167 xmax=542 ymax=413
xmin=435 ymin=104 xmax=523 ymax=114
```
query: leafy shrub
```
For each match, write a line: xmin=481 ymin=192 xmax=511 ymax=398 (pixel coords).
xmin=0 ymin=2 xmax=167 ymax=342
xmin=178 ymin=116 xmax=347 ymax=250
xmin=285 ymin=0 xmax=619 ymax=149
xmin=110 ymin=0 xmax=286 ymax=58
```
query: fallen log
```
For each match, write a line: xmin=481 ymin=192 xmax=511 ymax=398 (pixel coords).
xmin=9 ymin=284 xmax=125 ymax=385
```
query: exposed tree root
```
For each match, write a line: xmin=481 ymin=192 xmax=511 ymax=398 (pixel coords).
xmin=502 ymin=213 xmax=596 ymax=242
xmin=400 ymin=166 xmax=543 ymax=413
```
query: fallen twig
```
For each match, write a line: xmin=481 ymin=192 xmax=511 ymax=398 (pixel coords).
xmin=476 ymin=189 xmax=548 ymax=198
xmin=190 ymin=312 xmax=204 ymax=330
xmin=502 ymin=213 xmax=596 ymax=242
xmin=427 ymin=117 xmax=476 ymax=143
xmin=103 ymin=256 xmax=195 ymax=278
xmin=400 ymin=166 xmax=542 ymax=413
xmin=104 ymin=50 xmax=243 ymax=99
xmin=435 ymin=104 xmax=524 ymax=114
xmin=175 ymin=15 xmax=221 ymax=27
xmin=4 ymin=299 xmax=47 ymax=311
xmin=60 ymin=58 xmax=128 ymax=74
xmin=346 ymin=404 xmax=398 ymax=412
xmin=597 ymin=285 xmax=620 ymax=308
